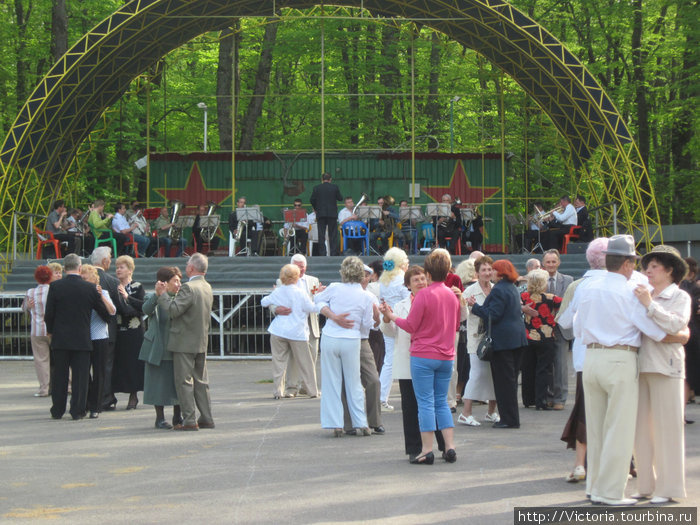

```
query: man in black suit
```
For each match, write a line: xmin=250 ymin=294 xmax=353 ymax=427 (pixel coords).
xmin=574 ymin=195 xmax=593 ymax=242
xmin=90 ymin=245 xmax=124 ymax=410
xmin=45 ymin=253 xmax=110 ymax=420
xmin=309 ymin=172 xmax=343 ymax=256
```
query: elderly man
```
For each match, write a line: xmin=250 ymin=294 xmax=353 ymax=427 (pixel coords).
xmin=269 ymin=254 xmax=323 ymax=398
xmin=542 ymin=249 xmax=573 ymax=409
xmin=44 ymin=253 xmax=110 ymax=420
xmin=561 ymin=235 xmax=685 ymax=505
xmin=156 ymin=253 xmax=214 ymax=430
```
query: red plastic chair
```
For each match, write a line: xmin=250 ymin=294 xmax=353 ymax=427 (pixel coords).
xmin=124 ymin=232 xmax=139 ymax=258
xmin=34 ymin=226 xmax=62 ymax=259
xmin=561 ymin=226 xmax=582 ymax=254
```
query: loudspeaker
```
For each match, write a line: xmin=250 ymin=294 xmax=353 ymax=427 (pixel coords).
xmin=566 ymin=242 xmax=588 ymax=254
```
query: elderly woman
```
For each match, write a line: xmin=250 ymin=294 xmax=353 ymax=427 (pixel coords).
xmin=520 ymin=268 xmax=562 ymax=411
xmin=314 ymin=256 xmax=376 ymax=437
xmin=632 ymin=245 xmax=691 ymax=504
xmin=261 ymin=264 xmax=320 ymax=400
xmin=80 ymin=264 xmax=116 ymax=419
xmin=22 ymin=265 xmax=58 ymax=397
xmin=382 ymin=249 xmax=461 ymax=464
xmin=381 ymin=265 xmax=446 ymax=461
xmin=378 ymin=247 xmax=411 ymax=411
xmin=112 ymin=255 xmax=145 ymax=410
xmin=468 ymin=259 xmax=528 ymax=429
xmin=139 ymin=266 xmax=183 ymax=429
xmin=458 ymin=256 xmax=499 ymax=426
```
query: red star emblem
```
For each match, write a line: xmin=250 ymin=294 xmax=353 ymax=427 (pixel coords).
xmin=153 ymin=163 xmax=231 ymax=207
xmin=423 ymin=160 xmax=500 ymax=204
xmin=153 ymin=163 xmax=231 ymax=240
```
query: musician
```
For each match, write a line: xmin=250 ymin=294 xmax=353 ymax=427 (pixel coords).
xmin=112 ymin=202 xmax=145 ymax=256
xmin=282 ymin=199 xmax=309 ymax=255
xmin=192 ymin=204 xmax=221 ymax=253
xmin=46 ymin=200 xmax=78 ymax=256
xmin=574 ymin=195 xmax=593 ymax=242
xmin=542 ymin=195 xmax=577 ymax=250
xmin=228 ymin=196 xmax=259 ymax=255
xmin=153 ymin=206 xmax=187 ymax=257
xmin=125 ymin=200 xmax=140 ymax=221
xmin=369 ymin=196 xmax=400 ymax=256
xmin=87 ymin=199 xmax=116 ymax=253
xmin=398 ymin=200 xmax=417 ymax=253
xmin=338 ymin=196 xmax=363 ymax=255
xmin=436 ymin=194 xmax=462 ymax=253
xmin=524 ymin=202 xmax=546 ymax=253
xmin=130 ymin=204 xmax=156 ymax=257
xmin=464 ymin=206 xmax=484 ymax=253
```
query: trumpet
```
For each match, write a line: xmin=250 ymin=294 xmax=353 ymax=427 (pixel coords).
xmin=352 ymin=193 xmax=368 ymax=216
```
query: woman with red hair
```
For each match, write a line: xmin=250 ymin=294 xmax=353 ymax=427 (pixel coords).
xmin=467 ymin=259 xmax=528 ymax=428
xmin=22 ymin=265 xmax=59 ymax=397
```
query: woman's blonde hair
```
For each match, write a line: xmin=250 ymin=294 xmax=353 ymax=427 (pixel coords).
xmin=47 ymin=262 xmax=63 ymax=274
xmin=526 ymin=268 xmax=549 ymax=295
xmin=80 ymin=264 xmax=99 ymax=284
xmin=115 ymin=254 xmax=135 ymax=272
xmin=379 ymin=247 xmax=409 ymax=285
xmin=279 ymin=264 xmax=301 ymax=285
xmin=455 ymin=259 xmax=476 ymax=285
xmin=339 ymin=256 xmax=365 ymax=283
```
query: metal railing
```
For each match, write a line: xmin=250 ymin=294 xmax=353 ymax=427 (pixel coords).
xmin=0 ymin=290 xmax=274 ymax=360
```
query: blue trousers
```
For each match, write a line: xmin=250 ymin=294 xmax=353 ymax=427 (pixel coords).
xmin=410 ymin=356 xmax=454 ymax=432
xmin=320 ymin=335 xmax=367 ymax=429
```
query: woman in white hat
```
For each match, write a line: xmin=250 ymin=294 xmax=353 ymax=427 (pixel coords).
xmin=633 ymin=245 xmax=691 ymax=504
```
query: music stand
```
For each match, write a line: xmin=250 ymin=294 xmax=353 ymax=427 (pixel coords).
xmin=175 ymin=215 xmax=195 ymax=229
xmin=235 ymin=207 xmax=262 ymax=256
xmin=355 ymin=205 xmax=382 ymax=222
xmin=199 ymin=216 xmax=220 ymax=229
xmin=425 ymin=203 xmax=450 ymax=217
xmin=283 ymin=209 xmax=307 ymax=255
xmin=399 ymin=206 xmax=422 ymax=223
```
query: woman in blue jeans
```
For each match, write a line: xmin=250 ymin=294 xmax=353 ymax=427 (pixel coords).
xmin=381 ymin=249 xmax=461 ymax=464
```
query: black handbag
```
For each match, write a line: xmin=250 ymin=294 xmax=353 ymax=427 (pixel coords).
xmin=476 ymin=315 xmax=493 ymax=361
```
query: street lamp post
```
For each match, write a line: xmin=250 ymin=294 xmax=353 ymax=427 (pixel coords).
xmin=449 ymin=96 xmax=461 ymax=153
xmin=197 ymin=102 xmax=208 ymax=152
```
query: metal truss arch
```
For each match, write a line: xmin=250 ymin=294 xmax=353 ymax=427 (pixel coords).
xmin=0 ymin=0 xmax=661 ymax=266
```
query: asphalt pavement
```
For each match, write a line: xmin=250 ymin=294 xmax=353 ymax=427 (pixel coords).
xmin=1 ymin=360 xmax=698 ymax=524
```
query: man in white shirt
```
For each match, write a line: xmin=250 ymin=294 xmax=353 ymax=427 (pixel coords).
xmin=562 ymin=235 xmax=683 ymax=506
xmin=544 ymin=195 xmax=577 ymax=250
xmin=110 ymin=203 xmax=135 ymax=256
xmin=338 ymin=196 xmax=363 ymax=254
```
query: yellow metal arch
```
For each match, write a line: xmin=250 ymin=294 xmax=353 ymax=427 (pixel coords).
xmin=0 ymin=0 xmax=661 ymax=273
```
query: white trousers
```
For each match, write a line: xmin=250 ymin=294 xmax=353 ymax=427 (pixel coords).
xmin=320 ymin=335 xmax=367 ymax=429
xmin=379 ymin=335 xmax=395 ymax=402
xmin=583 ymin=348 xmax=638 ymax=501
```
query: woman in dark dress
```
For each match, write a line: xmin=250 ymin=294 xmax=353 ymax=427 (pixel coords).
xmin=112 ymin=255 xmax=145 ymax=409
xmin=467 ymin=259 xmax=528 ymax=428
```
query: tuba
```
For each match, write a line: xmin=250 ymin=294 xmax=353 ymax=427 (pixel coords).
xmin=234 ymin=219 xmax=247 ymax=241
xmin=168 ymin=200 xmax=183 ymax=241
xmin=381 ymin=195 xmax=396 ymax=232
xmin=351 ymin=193 xmax=368 ymax=215
xmin=201 ymin=202 xmax=220 ymax=241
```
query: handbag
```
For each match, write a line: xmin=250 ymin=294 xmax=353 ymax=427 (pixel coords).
xmin=476 ymin=314 xmax=494 ymax=362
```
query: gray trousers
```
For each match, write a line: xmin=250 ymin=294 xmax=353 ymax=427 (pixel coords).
xmin=173 ymin=352 xmax=213 ymax=426
xmin=342 ymin=339 xmax=382 ymax=430
xmin=549 ymin=328 xmax=570 ymax=405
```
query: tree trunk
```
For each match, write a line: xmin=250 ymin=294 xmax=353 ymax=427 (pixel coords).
xmin=217 ymin=26 xmax=235 ymax=151
xmin=51 ymin=0 xmax=68 ymax=62
xmin=631 ymin=0 xmax=650 ymax=176
xmin=425 ymin=31 xmax=441 ymax=146
xmin=238 ymin=18 xmax=278 ymax=151
xmin=378 ymin=24 xmax=400 ymax=148
xmin=14 ymin=0 xmax=30 ymax=110
xmin=340 ymin=23 xmax=360 ymax=145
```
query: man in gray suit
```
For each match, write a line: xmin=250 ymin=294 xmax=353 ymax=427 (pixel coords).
xmin=156 ymin=253 xmax=214 ymax=430
xmin=542 ymin=249 xmax=574 ymax=409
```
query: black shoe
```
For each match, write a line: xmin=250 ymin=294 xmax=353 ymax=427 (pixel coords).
xmin=493 ymin=422 xmax=520 ymax=429
xmin=371 ymin=426 xmax=385 ymax=435
xmin=442 ymin=449 xmax=457 ymax=463
xmin=344 ymin=429 xmax=357 ymax=435
xmin=103 ymin=400 xmax=117 ymax=411
xmin=536 ymin=405 xmax=553 ymax=411
xmin=155 ymin=419 xmax=173 ymax=430
xmin=89 ymin=411 xmax=99 ymax=419
xmin=450 ymin=407 xmax=457 ymax=413
xmin=172 ymin=417 xmax=184 ymax=427
xmin=410 ymin=452 xmax=435 ymax=465
xmin=71 ymin=413 xmax=85 ymax=421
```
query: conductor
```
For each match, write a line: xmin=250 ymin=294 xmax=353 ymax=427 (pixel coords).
xmin=310 ymin=172 xmax=343 ymax=256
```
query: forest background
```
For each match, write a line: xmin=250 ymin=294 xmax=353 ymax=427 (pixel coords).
xmin=0 ymin=0 xmax=697 ymax=223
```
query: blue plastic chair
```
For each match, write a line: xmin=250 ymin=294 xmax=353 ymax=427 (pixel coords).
xmin=342 ymin=221 xmax=369 ymax=255
xmin=421 ymin=223 xmax=435 ymax=250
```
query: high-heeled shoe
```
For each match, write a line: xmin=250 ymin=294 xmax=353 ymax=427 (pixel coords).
xmin=126 ymin=396 xmax=139 ymax=410
xmin=410 ymin=452 xmax=434 ymax=465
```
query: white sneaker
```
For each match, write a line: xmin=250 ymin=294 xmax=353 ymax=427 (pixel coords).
xmin=484 ymin=412 xmax=500 ymax=423
xmin=591 ymin=496 xmax=637 ymax=506
xmin=566 ymin=465 xmax=586 ymax=482
xmin=457 ymin=414 xmax=481 ymax=426
xmin=381 ymin=401 xmax=394 ymax=412
xmin=649 ymin=497 xmax=671 ymax=504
